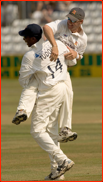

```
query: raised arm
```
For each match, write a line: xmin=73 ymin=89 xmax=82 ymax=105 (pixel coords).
xmin=43 ymin=24 xmax=58 ymax=62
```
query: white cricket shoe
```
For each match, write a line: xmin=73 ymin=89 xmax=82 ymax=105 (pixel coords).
xmin=12 ymin=110 xmax=27 ymax=125
xmin=51 ymin=159 xmax=74 ymax=180
xmin=45 ymin=173 xmax=65 ymax=180
xmin=58 ymin=127 xmax=77 ymax=143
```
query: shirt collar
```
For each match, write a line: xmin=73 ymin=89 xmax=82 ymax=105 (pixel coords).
xmin=31 ymin=38 xmax=45 ymax=49
xmin=68 ymin=23 xmax=84 ymax=37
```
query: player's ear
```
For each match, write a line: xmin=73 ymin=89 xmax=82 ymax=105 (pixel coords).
xmin=31 ymin=37 xmax=37 ymax=43
xmin=32 ymin=37 xmax=38 ymax=43
xmin=80 ymin=20 xmax=83 ymax=24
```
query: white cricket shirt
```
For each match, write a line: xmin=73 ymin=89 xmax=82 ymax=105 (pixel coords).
xmin=19 ymin=38 xmax=76 ymax=90
xmin=46 ymin=19 xmax=87 ymax=57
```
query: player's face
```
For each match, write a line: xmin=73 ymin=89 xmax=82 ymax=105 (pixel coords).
xmin=23 ymin=36 xmax=37 ymax=47
xmin=67 ymin=18 xmax=83 ymax=33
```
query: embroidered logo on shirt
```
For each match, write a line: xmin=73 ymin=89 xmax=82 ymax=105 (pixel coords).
xmin=74 ymin=41 xmax=78 ymax=46
xmin=35 ymin=53 xmax=39 ymax=58
xmin=72 ymin=10 xmax=76 ymax=14
xmin=64 ymin=34 xmax=68 ymax=37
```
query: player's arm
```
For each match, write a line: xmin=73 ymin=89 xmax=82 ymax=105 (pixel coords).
xmin=19 ymin=55 xmax=34 ymax=88
xmin=43 ymin=20 xmax=66 ymax=62
xmin=64 ymin=46 xmax=82 ymax=61
xmin=43 ymin=24 xmax=58 ymax=62
xmin=64 ymin=35 xmax=87 ymax=62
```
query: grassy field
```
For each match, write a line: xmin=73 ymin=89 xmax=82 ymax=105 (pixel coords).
xmin=1 ymin=78 xmax=102 ymax=181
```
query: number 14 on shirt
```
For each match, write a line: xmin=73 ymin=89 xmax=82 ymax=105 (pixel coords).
xmin=47 ymin=58 xmax=63 ymax=79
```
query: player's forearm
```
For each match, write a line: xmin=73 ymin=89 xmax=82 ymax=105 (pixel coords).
xmin=43 ymin=25 xmax=57 ymax=47
xmin=64 ymin=47 xmax=82 ymax=61
xmin=43 ymin=25 xmax=58 ymax=61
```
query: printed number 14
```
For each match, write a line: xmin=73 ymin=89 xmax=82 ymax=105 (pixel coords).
xmin=47 ymin=58 xmax=63 ymax=78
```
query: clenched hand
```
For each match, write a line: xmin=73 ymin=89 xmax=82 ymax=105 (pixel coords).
xmin=50 ymin=46 xmax=59 ymax=61
xmin=64 ymin=46 xmax=77 ymax=60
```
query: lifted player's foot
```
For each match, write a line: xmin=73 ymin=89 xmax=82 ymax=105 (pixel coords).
xmin=51 ymin=159 xmax=74 ymax=180
xmin=58 ymin=127 xmax=77 ymax=143
xmin=12 ymin=110 xmax=27 ymax=125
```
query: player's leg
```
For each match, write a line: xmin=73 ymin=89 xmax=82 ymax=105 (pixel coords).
xmin=43 ymin=85 xmax=75 ymax=179
xmin=54 ymin=40 xmax=77 ymax=142
xmin=45 ymin=107 xmax=65 ymax=180
xmin=12 ymin=75 xmax=38 ymax=125
xmin=30 ymin=82 xmax=74 ymax=179
xmin=31 ymin=105 xmax=69 ymax=167
xmin=58 ymin=72 xmax=77 ymax=142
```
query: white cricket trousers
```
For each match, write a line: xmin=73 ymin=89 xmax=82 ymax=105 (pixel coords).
xmin=59 ymin=72 xmax=73 ymax=129
xmin=30 ymin=82 xmax=70 ymax=166
xmin=18 ymin=72 xmax=73 ymax=129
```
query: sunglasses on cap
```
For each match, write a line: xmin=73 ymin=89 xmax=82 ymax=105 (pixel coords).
xmin=68 ymin=17 xmax=77 ymax=23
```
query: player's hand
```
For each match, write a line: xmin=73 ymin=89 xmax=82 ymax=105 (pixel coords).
xmin=50 ymin=46 xmax=58 ymax=61
xmin=64 ymin=46 xmax=77 ymax=60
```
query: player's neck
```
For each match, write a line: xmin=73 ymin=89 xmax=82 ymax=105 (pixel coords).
xmin=72 ymin=27 xmax=82 ymax=33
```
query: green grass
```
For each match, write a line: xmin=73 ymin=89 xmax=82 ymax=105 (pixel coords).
xmin=1 ymin=78 xmax=102 ymax=181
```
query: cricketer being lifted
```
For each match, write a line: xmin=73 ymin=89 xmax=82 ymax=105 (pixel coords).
xmin=43 ymin=7 xmax=87 ymax=143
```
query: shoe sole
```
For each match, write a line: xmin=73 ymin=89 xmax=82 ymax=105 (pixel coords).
xmin=51 ymin=161 xmax=74 ymax=180
xmin=65 ymin=133 xmax=78 ymax=142
xmin=12 ymin=114 xmax=27 ymax=125
xmin=58 ymin=133 xmax=77 ymax=143
xmin=45 ymin=176 xmax=65 ymax=180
